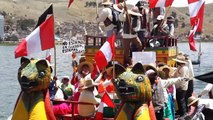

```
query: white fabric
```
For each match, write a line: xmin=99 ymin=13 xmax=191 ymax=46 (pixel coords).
xmin=188 ymin=0 xmax=205 ymax=17
xmin=186 ymin=59 xmax=194 ymax=79
xmin=97 ymin=7 xmax=115 ymax=32
xmin=199 ymin=84 xmax=213 ymax=97
xmin=100 ymin=41 xmax=113 ymax=62
xmin=198 ymin=99 xmax=213 ymax=110
xmin=172 ymin=0 xmax=213 ymax=7
xmin=155 ymin=0 xmax=166 ymax=8
xmin=54 ymin=88 xmax=64 ymax=100
xmin=78 ymin=90 xmax=101 ymax=117
xmin=173 ymin=65 xmax=190 ymax=91
xmin=26 ymin=27 xmax=41 ymax=55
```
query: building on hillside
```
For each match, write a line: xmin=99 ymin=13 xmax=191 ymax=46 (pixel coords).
xmin=0 ymin=15 xmax=4 ymax=38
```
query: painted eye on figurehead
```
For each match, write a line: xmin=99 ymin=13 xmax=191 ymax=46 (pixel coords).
xmin=38 ymin=71 xmax=46 ymax=78
xmin=136 ymin=76 xmax=144 ymax=82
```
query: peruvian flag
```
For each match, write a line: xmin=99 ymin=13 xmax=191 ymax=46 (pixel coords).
xmin=95 ymin=34 xmax=115 ymax=70
xmin=188 ymin=0 xmax=205 ymax=51
xmin=95 ymin=92 xmax=115 ymax=120
xmin=68 ymin=0 xmax=74 ymax=8
xmin=149 ymin=0 xmax=174 ymax=8
xmin=14 ymin=5 xmax=54 ymax=58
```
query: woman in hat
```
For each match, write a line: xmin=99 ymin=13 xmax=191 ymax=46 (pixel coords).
xmin=78 ymin=79 xmax=100 ymax=117
xmin=188 ymin=96 xmax=213 ymax=120
xmin=173 ymin=55 xmax=190 ymax=117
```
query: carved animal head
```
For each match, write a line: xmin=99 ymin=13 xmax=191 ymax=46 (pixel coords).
xmin=18 ymin=57 xmax=52 ymax=92
xmin=113 ymin=63 xmax=152 ymax=103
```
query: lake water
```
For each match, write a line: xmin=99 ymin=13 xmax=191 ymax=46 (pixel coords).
xmin=0 ymin=42 xmax=213 ymax=119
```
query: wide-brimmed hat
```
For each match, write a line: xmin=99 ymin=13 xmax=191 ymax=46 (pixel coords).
xmin=157 ymin=15 xmax=164 ymax=21
xmin=128 ymin=6 xmax=142 ymax=16
xmin=143 ymin=64 xmax=158 ymax=74
xmin=167 ymin=16 xmax=175 ymax=22
xmin=173 ymin=55 xmax=187 ymax=64
xmin=80 ymin=79 xmax=99 ymax=90
xmin=102 ymin=0 xmax=113 ymax=5
xmin=188 ymin=96 xmax=200 ymax=106
xmin=77 ymin=61 xmax=94 ymax=73
xmin=62 ymin=76 xmax=70 ymax=81
xmin=158 ymin=65 xmax=174 ymax=77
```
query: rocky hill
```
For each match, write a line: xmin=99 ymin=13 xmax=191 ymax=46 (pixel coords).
xmin=0 ymin=0 xmax=213 ymax=41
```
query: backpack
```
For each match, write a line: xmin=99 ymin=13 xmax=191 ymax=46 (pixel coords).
xmin=110 ymin=7 xmax=122 ymax=33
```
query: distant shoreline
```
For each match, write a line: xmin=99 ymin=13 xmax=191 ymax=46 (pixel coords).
xmin=1 ymin=39 xmax=213 ymax=46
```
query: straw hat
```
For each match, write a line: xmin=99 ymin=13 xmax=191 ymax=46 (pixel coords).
xmin=128 ymin=6 xmax=142 ymax=16
xmin=80 ymin=79 xmax=99 ymax=90
xmin=77 ymin=61 xmax=94 ymax=73
xmin=188 ymin=96 xmax=200 ymax=106
xmin=158 ymin=65 xmax=174 ymax=77
xmin=102 ymin=0 xmax=113 ymax=5
xmin=173 ymin=55 xmax=187 ymax=64
xmin=157 ymin=15 xmax=164 ymax=21
xmin=143 ymin=64 xmax=158 ymax=74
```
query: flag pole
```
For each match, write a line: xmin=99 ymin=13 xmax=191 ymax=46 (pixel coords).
xmin=96 ymin=0 xmax=99 ymax=35
xmin=160 ymin=6 xmax=172 ymax=27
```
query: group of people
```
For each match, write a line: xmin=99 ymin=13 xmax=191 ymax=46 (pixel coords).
xmin=96 ymin=0 xmax=175 ymax=63
xmin=48 ymin=49 xmax=213 ymax=120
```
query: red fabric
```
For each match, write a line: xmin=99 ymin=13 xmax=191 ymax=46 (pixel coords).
xmin=149 ymin=101 xmax=157 ymax=120
xmin=68 ymin=0 xmax=74 ymax=8
xmin=149 ymin=0 xmax=174 ymax=8
xmin=14 ymin=39 xmax=27 ymax=58
xmin=165 ymin=0 xmax=174 ymax=7
xmin=149 ymin=0 xmax=158 ymax=8
xmin=40 ymin=15 xmax=55 ymax=50
xmin=95 ymin=92 xmax=115 ymax=120
xmin=91 ymin=63 xmax=99 ymax=80
xmin=95 ymin=34 xmax=115 ymax=70
xmin=188 ymin=0 xmax=205 ymax=51
xmin=53 ymin=103 xmax=71 ymax=115
xmin=43 ymin=90 xmax=56 ymax=120
xmin=95 ymin=51 xmax=108 ymax=70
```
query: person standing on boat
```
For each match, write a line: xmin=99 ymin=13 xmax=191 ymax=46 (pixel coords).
xmin=173 ymin=55 xmax=190 ymax=118
xmin=151 ymin=15 xmax=170 ymax=47
xmin=119 ymin=5 xmax=143 ymax=64
xmin=136 ymin=0 xmax=149 ymax=48
xmin=96 ymin=0 xmax=122 ymax=37
xmin=166 ymin=16 xmax=175 ymax=36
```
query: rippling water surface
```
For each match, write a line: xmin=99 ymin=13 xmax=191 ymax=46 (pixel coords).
xmin=0 ymin=42 xmax=213 ymax=119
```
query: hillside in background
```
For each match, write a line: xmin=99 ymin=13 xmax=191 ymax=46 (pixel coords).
xmin=0 ymin=0 xmax=213 ymax=41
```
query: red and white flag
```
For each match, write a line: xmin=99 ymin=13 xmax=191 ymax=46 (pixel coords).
xmin=188 ymin=0 xmax=205 ymax=51
xmin=95 ymin=34 xmax=115 ymax=70
xmin=14 ymin=5 xmax=54 ymax=58
xmin=149 ymin=0 xmax=174 ymax=8
xmin=68 ymin=0 xmax=74 ymax=8
xmin=45 ymin=50 xmax=51 ymax=63
xmin=95 ymin=92 xmax=115 ymax=120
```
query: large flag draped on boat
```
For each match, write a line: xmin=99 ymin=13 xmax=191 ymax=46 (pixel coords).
xmin=14 ymin=5 xmax=55 ymax=58
xmin=95 ymin=34 xmax=115 ymax=70
xmin=188 ymin=0 xmax=205 ymax=51
xmin=68 ymin=0 xmax=74 ymax=8
xmin=149 ymin=0 xmax=174 ymax=8
xmin=95 ymin=92 xmax=115 ymax=120
xmin=195 ymin=71 xmax=213 ymax=84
